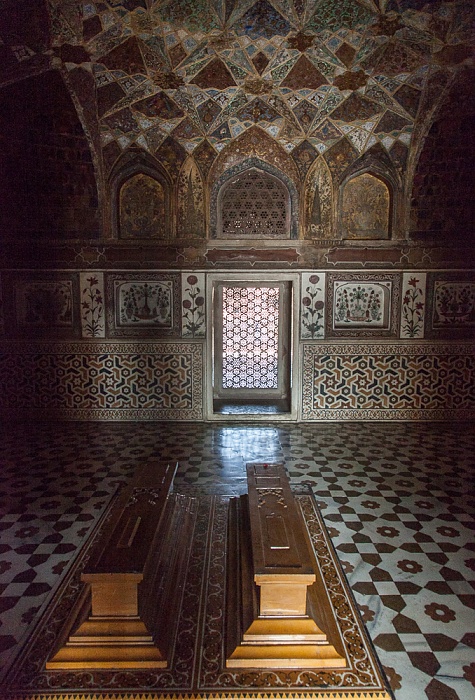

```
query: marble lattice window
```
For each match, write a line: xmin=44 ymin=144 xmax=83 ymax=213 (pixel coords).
xmin=218 ymin=168 xmax=290 ymax=239
xmin=341 ymin=173 xmax=390 ymax=240
xmin=119 ymin=173 xmax=166 ymax=239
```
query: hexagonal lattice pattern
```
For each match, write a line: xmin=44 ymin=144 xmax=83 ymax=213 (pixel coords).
xmin=222 ymin=286 xmax=279 ymax=389
xmin=220 ymin=170 xmax=288 ymax=238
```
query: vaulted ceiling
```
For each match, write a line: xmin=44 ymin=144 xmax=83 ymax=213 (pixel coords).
xmin=2 ymin=1 xmax=472 ymax=161
xmin=0 ymin=1 xmax=473 ymax=241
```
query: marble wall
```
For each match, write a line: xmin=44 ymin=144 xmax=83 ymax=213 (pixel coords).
xmin=0 ymin=2 xmax=473 ymax=421
xmin=0 ymin=269 xmax=473 ymax=421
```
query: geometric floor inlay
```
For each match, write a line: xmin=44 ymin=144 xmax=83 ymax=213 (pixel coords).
xmin=2 ymin=492 xmax=392 ymax=699
xmin=1 ymin=421 xmax=474 ymax=700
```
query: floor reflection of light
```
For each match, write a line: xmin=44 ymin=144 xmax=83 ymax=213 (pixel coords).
xmin=214 ymin=426 xmax=283 ymax=464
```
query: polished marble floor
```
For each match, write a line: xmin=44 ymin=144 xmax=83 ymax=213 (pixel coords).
xmin=0 ymin=421 xmax=474 ymax=699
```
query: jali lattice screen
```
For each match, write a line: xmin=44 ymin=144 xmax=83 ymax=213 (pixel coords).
xmin=222 ymin=286 xmax=279 ymax=389
xmin=220 ymin=169 xmax=288 ymax=238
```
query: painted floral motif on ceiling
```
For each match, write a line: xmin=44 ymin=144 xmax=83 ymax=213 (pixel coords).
xmin=1 ymin=1 xmax=473 ymax=183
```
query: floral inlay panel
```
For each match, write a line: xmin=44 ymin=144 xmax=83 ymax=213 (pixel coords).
xmin=182 ymin=273 xmax=206 ymax=338
xmin=434 ymin=281 xmax=475 ymax=328
xmin=106 ymin=273 xmax=181 ymax=338
xmin=326 ymin=273 xmax=400 ymax=338
xmin=334 ymin=282 xmax=390 ymax=328
xmin=301 ymin=272 xmax=325 ymax=339
xmin=116 ymin=281 xmax=173 ymax=327
xmin=15 ymin=281 xmax=73 ymax=328
xmin=79 ymin=272 xmax=105 ymax=338
xmin=400 ymin=273 xmax=426 ymax=339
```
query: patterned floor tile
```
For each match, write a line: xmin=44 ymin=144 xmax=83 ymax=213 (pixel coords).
xmin=0 ymin=421 xmax=474 ymax=699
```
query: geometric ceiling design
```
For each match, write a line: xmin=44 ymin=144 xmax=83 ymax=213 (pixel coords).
xmin=1 ymin=0 xmax=473 ymax=178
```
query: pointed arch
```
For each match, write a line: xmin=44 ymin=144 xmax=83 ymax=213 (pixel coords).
xmin=337 ymin=145 xmax=400 ymax=240
xmin=341 ymin=172 xmax=391 ymax=240
xmin=110 ymin=150 xmax=173 ymax=239
xmin=210 ymin=158 xmax=298 ymax=239
xmin=177 ymin=157 xmax=205 ymax=238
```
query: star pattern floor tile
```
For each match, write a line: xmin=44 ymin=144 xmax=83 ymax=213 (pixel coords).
xmin=0 ymin=421 xmax=474 ymax=699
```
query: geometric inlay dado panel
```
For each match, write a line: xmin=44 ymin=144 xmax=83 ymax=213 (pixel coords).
xmin=302 ymin=344 xmax=475 ymax=421
xmin=0 ymin=342 xmax=202 ymax=421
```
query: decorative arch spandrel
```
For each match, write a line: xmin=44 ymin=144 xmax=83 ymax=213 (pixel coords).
xmin=304 ymin=157 xmax=333 ymax=239
xmin=209 ymin=126 xmax=299 ymax=191
xmin=177 ymin=158 xmax=205 ymax=238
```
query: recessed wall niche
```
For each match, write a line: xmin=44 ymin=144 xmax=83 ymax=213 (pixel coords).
xmin=341 ymin=173 xmax=391 ymax=240
xmin=119 ymin=173 xmax=166 ymax=239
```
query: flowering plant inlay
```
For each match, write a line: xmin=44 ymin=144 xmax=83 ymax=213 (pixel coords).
xmin=301 ymin=274 xmax=325 ymax=339
xmin=335 ymin=284 xmax=383 ymax=325
xmin=401 ymin=275 xmax=425 ymax=338
xmin=117 ymin=281 xmax=172 ymax=327
xmin=80 ymin=276 xmax=104 ymax=338
xmin=182 ymin=274 xmax=205 ymax=337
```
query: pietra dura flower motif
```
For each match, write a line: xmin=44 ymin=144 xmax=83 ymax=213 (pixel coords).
xmin=397 ymin=559 xmax=423 ymax=574
xmin=424 ymin=602 xmax=456 ymax=623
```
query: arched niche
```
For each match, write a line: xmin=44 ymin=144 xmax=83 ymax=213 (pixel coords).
xmin=340 ymin=171 xmax=392 ymax=240
xmin=110 ymin=153 xmax=172 ymax=240
xmin=211 ymin=158 xmax=298 ymax=239
xmin=304 ymin=157 xmax=333 ymax=239
xmin=177 ymin=158 xmax=205 ymax=238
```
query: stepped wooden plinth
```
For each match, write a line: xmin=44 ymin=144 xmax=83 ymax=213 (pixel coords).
xmin=47 ymin=460 xmax=180 ymax=670
xmin=226 ymin=463 xmax=347 ymax=669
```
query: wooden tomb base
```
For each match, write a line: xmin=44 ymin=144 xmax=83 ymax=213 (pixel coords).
xmin=226 ymin=463 xmax=347 ymax=669
xmin=46 ymin=461 xmax=194 ymax=670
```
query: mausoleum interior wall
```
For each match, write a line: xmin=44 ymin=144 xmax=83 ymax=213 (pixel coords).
xmin=0 ymin=1 xmax=473 ymax=421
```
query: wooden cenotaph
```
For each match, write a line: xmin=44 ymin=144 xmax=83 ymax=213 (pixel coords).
xmin=47 ymin=460 xmax=192 ymax=670
xmin=226 ymin=463 xmax=347 ymax=669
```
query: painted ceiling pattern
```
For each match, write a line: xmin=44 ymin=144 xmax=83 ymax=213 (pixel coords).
xmin=1 ymin=0 xmax=474 ymax=181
